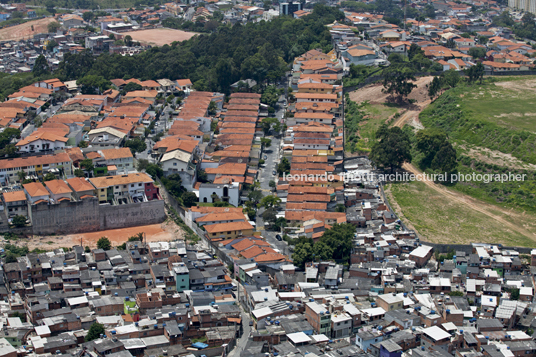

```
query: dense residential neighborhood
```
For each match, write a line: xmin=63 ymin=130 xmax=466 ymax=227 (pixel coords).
xmin=0 ymin=0 xmax=534 ymax=356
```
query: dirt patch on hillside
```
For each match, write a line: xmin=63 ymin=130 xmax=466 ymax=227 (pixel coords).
xmin=495 ymin=79 xmax=536 ymax=91
xmin=0 ymin=18 xmax=56 ymax=41
xmin=348 ymin=76 xmax=433 ymax=105
xmin=458 ymin=144 xmax=536 ymax=171
xmin=121 ymin=28 xmax=198 ymax=46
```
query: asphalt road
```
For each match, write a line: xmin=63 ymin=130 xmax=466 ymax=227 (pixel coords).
xmin=228 ymin=281 xmax=252 ymax=357
xmin=255 ymin=97 xmax=290 ymax=257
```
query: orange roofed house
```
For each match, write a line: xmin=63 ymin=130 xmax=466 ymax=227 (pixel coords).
xmin=203 ymin=221 xmax=254 ymax=241
xmin=0 ymin=153 xmax=73 ymax=185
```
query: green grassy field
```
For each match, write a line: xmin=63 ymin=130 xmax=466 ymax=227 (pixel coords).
xmin=420 ymin=78 xmax=536 ymax=164
xmin=387 ymin=181 xmax=536 ymax=247
xmin=345 ymin=99 xmax=399 ymax=152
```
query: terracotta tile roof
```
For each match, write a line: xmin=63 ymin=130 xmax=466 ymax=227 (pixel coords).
xmin=0 ymin=153 xmax=70 ymax=171
xmin=66 ymin=177 xmax=96 ymax=192
xmin=45 ymin=180 xmax=73 ymax=195
xmin=3 ymin=190 xmax=27 ymax=203
xmin=205 ymin=163 xmax=248 ymax=176
xmin=24 ymin=182 xmax=50 ymax=197
xmin=99 ymin=148 xmax=133 ymax=160
xmin=89 ymin=172 xmax=153 ymax=188
xmin=196 ymin=212 xmax=246 ymax=223
xmin=254 ymin=252 xmax=287 ymax=262
xmin=16 ymin=131 xmax=68 ymax=147
xmin=203 ymin=221 xmax=253 ymax=233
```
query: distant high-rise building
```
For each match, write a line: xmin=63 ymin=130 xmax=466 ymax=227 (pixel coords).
xmin=280 ymin=1 xmax=304 ymax=15
xmin=509 ymin=0 xmax=536 ymax=14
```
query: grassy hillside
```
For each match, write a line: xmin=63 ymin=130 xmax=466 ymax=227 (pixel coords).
xmin=415 ymin=77 xmax=536 ymax=213
xmin=420 ymin=79 xmax=536 ymax=164
xmin=387 ymin=181 xmax=536 ymax=247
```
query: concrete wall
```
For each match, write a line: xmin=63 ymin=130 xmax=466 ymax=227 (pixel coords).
xmin=7 ymin=198 xmax=165 ymax=235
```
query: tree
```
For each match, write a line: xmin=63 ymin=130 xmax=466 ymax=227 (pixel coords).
xmin=145 ymin=164 xmax=163 ymax=179
xmin=197 ymin=169 xmax=208 ymax=183
xmin=382 ymin=67 xmax=417 ymax=102
xmin=465 ymin=62 xmax=484 ymax=84
xmin=277 ymin=157 xmax=290 ymax=175
xmin=74 ymin=169 xmax=85 ymax=177
xmin=408 ymin=44 xmax=424 ymax=61
xmin=428 ymin=76 xmax=442 ymax=100
xmin=85 ymin=323 xmax=105 ymax=342
xmin=269 ymin=180 xmax=276 ymax=189
xmin=509 ymin=288 xmax=520 ymax=300
xmin=16 ymin=171 xmax=26 ymax=183
xmin=97 ymin=237 xmax=111 ymax=251
xmin=445 ymin=38 xmax=456 ymax=49
xmin=468 ymin=47 xmax=486 ymax=59
xmin=182 ymin=191 xmax=198 ymax=207
xmin=124 ymin=138 xmax=147 ymax=156
xmin=292 ymin=241 xmax=314 ymax=268
xmin=261 ymin=117 xmax=279 ymax=135
xmin=274 ymin=217 xmax=287 ymax=230
xmin=369 ymin=125 xmax=412 ymax=173
xmin=415 ymin=128 xmax=457 ymax=178
xmin=47 ymin=21 xmax=61 ymax=33
xmin=47 ymin=39 xmax=58 ymax=52
xmin=77 ymin=75 xmax=111 ymax=94
xmin=335 ymin=204 xmax=345 ymax=212
xmin=11 ymin=215 xmax=27 ymax=228
xmin=261 ymin=138 xmax=272 ymax=147
xmin=124 ymin=35 xmax=133 ymax=47
xmin=80 ymin=159 xmax=94 ymax=176
xmin=121 ymin=82 xmax=142 ymax=94
xmin=441 ymin=70 xmax=460 ymax=89
xmin=248 ymin=190 xmax=263 ymax=204
xmin=83 ymin=12 xmax=94 ymax=22
xmin=137 ymin=159 xmax=149 ymax=172
xmin=32 ymin=55 xmax=50 ymax=77
xmin=79 ymin=141 xmax=88 ymax=148
xmin=262 ymin=207 xmax=277 ymax=224
xmin=261 ymin=86 xmax=280 ymax=107
xmin=43 ymin=173 xmax=56 ymax=181
xmin=260 ymin=195 xmax=281 ymax=209
xmin=208 ymin=101 xmax=217 ymax=115
xmin=84 ymin=246 xmax=91 ymax=253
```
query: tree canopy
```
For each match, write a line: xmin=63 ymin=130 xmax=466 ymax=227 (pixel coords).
xmin=369 ymin=125 xmax=412 ymax=173
xmin=56 ymin=5 xmax=343 ymax=94
xmin=85 ymin=323 xmax=105 ymax=342
xmin=97 ymin=237 xmax=111 ymax=251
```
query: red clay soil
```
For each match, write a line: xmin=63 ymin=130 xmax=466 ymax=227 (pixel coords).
xmin=121 ymin=28 xmax=198 ymax=46
xmin=25 ymin=219 xmax=185 ymax=251
xmin=0 ymin=18 xmax=56 ymax=42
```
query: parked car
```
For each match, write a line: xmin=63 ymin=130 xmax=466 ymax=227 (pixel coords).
xmin=263 ymin=155 xmax=267 ymax=160
xmin=276 ymin=234 xmax=282 ymax=241
xmin=272 ymin=170 xmax=276 ymax=175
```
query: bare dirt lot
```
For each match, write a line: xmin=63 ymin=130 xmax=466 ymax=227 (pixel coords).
xmin=348 ymin=76 xmax=433 ymax=105
xmin=121 ymin=28 xmax=198 ymax=46
xmin=0 ymin=18 xmax=56 ymax=42
xmin=10 ymin=216 xmax=185 ymax=251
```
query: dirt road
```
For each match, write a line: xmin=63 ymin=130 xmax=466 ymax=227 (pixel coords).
xmin=400 ymin=162 xmax=535 ymax=239
xmin=389 ymin=94 xmax=536 ymax=240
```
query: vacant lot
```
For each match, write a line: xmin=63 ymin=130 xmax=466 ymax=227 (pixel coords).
xmin=0 ymin=17 xmax=55 ymax=41
xmin=357 ymin=103 xmax=399 ymax=147
xmin=459 ymin=78 xmax=536 ymax=132
xmin=387 ymin=181 xmax=536 ymax=247
xmin=420 ymin=78 xmax=536 ymax=165
xmin=122 ymin=28 xmax=198 ymax=46
xmin=22 ymin=218 xmax=185 ymax=251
